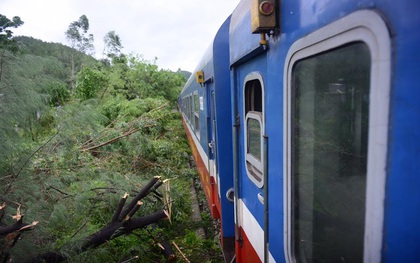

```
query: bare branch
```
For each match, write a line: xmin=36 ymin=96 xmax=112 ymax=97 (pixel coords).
xmin=119 ymin=176 xmax=161 ymax=221
xmin=111 ymin=193 xmax=129 ymax=222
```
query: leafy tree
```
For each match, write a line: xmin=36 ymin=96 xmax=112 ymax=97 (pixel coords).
xmin=103 ymin=30 xmax=123 ymax=60
xmin=0 ymin=14 xmax=23 ymax=51
xmin=0 ymin=14 xmax=46 ymax=168
xmin=65 ymin=15 xmax=94 ymax=54
xmin=106 ymin=55 xmax=185 ymax=101
xmin=65 ymin=15 xmax=94 ymax=88
xmin=0 ymin=14 xmax=23 ymax=81
xmin=75 ymin=65 xmax=108 ymax=100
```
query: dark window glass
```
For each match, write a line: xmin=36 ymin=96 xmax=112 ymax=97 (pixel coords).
xmin=292 ymin=42 xmax=370 ymax=263
xmin=244 ymin=77 xmax=263 ymax=185
xmin=247 ymin=117 xmax=261 ymax=160
xmin=188 ymin=96 xmax=192 ymax=122
xmin=194 ymin=93 xmax=200 ymax=138
xmin=194 ymin=93 xmax=199 ymax=114
xmin=245 ymin=80 xmax=262 ymax=113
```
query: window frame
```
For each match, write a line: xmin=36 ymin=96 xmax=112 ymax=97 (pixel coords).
xmin=193 ymin=91 xmax=200 ymax=140
xmin=245 ymin=111 xmax=263 ymax=176
xmin=243 ymin=72 xmax=265 ymax=188
xmin=283 ymin=10 xmax=391 ymax=263
xmin=189 ymin=94 xmax=193 ymax=125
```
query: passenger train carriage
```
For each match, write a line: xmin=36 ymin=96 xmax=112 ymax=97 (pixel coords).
xmin=179 ymin=0 xmax=420 ymax=262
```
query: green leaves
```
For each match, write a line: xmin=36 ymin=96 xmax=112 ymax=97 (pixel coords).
xmin=103 ymin=31 xmax=123 ymax=59
xmin=65 ymin=15 xmax=94 ymax=54
xmin=0 ymin=14 xmax=23 ymax=51
xmin=75 ymin=65 xmax=108 ymax=100
xmin=0 ymin=15 xmax=222 ymax=261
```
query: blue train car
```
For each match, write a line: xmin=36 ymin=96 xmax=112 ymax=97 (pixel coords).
xmin=179 ymin=17 xmax=236 ymax=261
xmin=179 ymin=0 xmax=420 ymax=262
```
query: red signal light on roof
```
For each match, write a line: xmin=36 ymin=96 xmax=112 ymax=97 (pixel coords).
xmin=259 ymin=1 xmax=274 ymax=16
xmin=251 ymin=0 xmax=277 ymax=34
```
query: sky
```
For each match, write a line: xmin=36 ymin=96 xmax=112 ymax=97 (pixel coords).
xmin=0 ymin=0 xmax=241 ymax=72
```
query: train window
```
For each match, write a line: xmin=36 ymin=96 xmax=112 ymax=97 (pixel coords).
xmin=244 ymin=73 xmax=264 ymax=188
xmin=284 ymin=10 xmax=390 ymax=263
xmin=187 ymin=96 xmax=192 ymax=124
xmin=292 ymin=42 xmax=370 ymax=263
xmin=189 ymin=95 xmax=193 ymax=124
xmin=194 ymin=92 xmax=200 ymax=139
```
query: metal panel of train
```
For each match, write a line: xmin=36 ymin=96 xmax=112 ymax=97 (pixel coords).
xmin=178 ymin=0 xmax=420 ymax=262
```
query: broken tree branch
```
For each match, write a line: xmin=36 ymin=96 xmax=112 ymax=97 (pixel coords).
xmin=119 ymin=176 xmax=161 ymax=221
xmin=0 ymin=216 xmax=37 ymax=236
xmin=111 ymin=193 xmax=129 ymax=223
xmin=0 ymin=202 xmax=6 ymax=222
xmin=124 ymin=201 xmax=143 ymax=222
xmin=146 ymin=224 xmax=176 ymax=261
xmin=172 ymin=241 xmax=191 ymax=263
xmin=81 ymin=128 xmax=141 ymax=152
xmin=82 ymin=209 xmax=168 ymax=250
xmin=31 ymin=177 xmax=170 ymax=263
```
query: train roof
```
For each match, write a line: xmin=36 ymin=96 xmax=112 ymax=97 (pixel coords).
xmin=229 ymin=0 xmax=261 ymax=67
xmin=181 ymin=16 xmax=231 ymax=94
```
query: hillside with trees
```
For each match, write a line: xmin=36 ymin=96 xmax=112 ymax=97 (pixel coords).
xmin=0 ymin=14 xmax=219 ymax=262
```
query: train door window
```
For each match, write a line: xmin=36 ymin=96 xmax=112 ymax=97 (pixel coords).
xmin=244 ymin=73 xmax=264 ymax=188
xmin=183 ymin=98 xmax=187 ymax=117
xmin=189 ymin=95 xmax=193 ymax=124
xmin=293 ymin=42 xmax=370 ymax=263
xmin=188 ymin=95 xmax=192 ymax=123
xmin=284 ymin=10 xmax=390 ymax=263
xmin=194 ymin=92 xmax=200 ymax=139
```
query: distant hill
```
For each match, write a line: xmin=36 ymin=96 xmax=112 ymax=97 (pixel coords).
xmin=177 ymin=70 xmax=191 ymax=80
xmin=14 ymin=36 xmax=97 ymax=80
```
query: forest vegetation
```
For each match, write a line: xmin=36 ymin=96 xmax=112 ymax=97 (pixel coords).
xmin=0 ymin=14 xmax=222 ymax=262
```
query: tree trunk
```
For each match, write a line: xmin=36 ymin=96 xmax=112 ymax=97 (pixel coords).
xmin=30 ymin=176 xmax=169 ymax=263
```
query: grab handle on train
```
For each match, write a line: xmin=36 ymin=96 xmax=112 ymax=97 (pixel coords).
xmin=226 ymin=188 xmax=235 ymax=203
xmin=258 ymin=193 xmax=264 ymax=205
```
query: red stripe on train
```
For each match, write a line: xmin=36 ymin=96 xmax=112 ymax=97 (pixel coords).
xmin=235 ymin=226 xmax=262 ymax=263
xmin=181 ymin=117 xmax=220 ymax=219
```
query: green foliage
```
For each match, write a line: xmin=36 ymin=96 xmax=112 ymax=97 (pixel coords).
xmin=65 ymin=15 xmax=94 ymax=55
xmin=52 ymin=100 xmax=108 ymax=149
xmin=0 ymin=14 xmax=23 ymax=52
xmin=0 ymin=51 xmax=46 ymax=171
xmin=103 ymin=30 xmax=123 ymax=59
xmin=15 ymin=36 xmax=97 ymax=79
xmin=107 ymin=54 xmax=185 ymax=102
xmin=0 ymin=20 xmax=219 ymax=262
xmin=44 ymin=81 xmax=70 ymax=106
xmin=75 ymin=65 xmax=108 ymax=100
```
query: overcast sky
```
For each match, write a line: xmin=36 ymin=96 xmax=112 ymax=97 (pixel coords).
xmin=0 ymin=0 xmax=240 ymax=72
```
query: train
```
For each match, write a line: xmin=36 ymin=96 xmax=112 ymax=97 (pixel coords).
xmin=178 ymin=0 xmax=420 ymax=262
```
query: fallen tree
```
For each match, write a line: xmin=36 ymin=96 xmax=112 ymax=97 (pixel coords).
xmin=30 ymin=176 xmax=173 ymax=263
xmin=0 ymin=203 xmax=38 ymax=262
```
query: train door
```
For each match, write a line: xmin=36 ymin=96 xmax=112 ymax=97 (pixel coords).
xmin=210 ymin=89 xmax=221 ymax=197
xmin=233 ymin=64 xmax=267 ymax=262
xmin=284 ymin=10 xmax=390 ymax=263
xmin=200 ymin=80 xmax=220 ymax=219
xmin=207 ymin=83 xmax=220 ymax=200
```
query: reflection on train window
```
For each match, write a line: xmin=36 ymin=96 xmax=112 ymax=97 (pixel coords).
xmin=292 ymin=42 xmax=370 ymax=262
xmin=244 ymin=77 xmax=264 ymax=187
xmin=187 ymin=96 xmax=192 ymax=125
xmin=247 ymin=117 xmax=261 ymax=160
xmin=194 ymin=92 xmax=200 ymax=139
xmin=188 ymin=95 xmax=192 ymax=123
